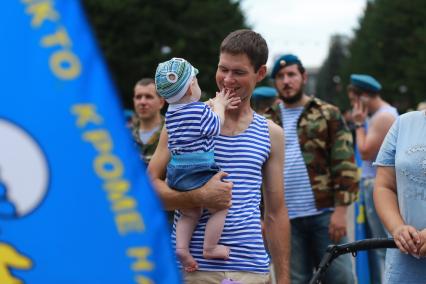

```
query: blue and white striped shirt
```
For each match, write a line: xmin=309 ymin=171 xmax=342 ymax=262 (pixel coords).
xmin=172 ymin=113 xmax=271 ymax=273
xmin=166 ymin=102 xmax=220 ymax=155
xmin=280 ymin=104 xmax=321 ymax=219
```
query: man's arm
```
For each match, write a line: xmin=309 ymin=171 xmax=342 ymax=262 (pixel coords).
xmin=147 ymin=127 xmax=232 ymax=210
xmin=355 ymin=112 xmax=396 ymax=161
xmin=262 ymin=120 xmax=290 ymax=284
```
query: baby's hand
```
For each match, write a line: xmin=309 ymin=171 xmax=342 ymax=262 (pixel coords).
xmin=215 ymin=89 xmax=241 ymax=110
xmin=205 ymin=98 xmax=214 ymax=108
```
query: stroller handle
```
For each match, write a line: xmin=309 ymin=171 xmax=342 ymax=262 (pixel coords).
xmin=327 ymin=238 xmax=397 ymax=254
xmin=309 ymin=238 xmax=396 ymax=284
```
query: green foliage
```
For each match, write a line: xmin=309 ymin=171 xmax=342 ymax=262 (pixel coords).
xmin=315 ymin=35 xmax=350 ymax=109
xmin=82 ymin=0 xmax=248 ymax=108
xmin=342 ymin=0 xmax=426 ymax=111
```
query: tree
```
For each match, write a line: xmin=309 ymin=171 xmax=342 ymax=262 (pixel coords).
xmin=315 ymin=35 xmax=350 ymax=109
xmin=82 ymin=0 xmax=248 ymax=108
xmin=343 ymin=0 xmax=426 ymax=111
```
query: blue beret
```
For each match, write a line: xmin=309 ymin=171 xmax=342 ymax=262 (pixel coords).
xmin=350 ymin=74 xmax=382 ymax=93
xmin=252 ymin=86 xmax=277 ymax=99
xmin=270 ymin=54 xmax=303 ymax=79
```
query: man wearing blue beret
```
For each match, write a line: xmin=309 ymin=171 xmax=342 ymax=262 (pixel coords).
xmin=347 ymin=74 xmax=398 ymax=284
xmin=268 ymin=54 xmax=359 ymax=283
xmin=251 ymin=86 xmax=278 ymax=116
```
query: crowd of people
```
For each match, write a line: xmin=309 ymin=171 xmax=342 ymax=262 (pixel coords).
xmin=127 ymin=29 xmax=426 ymax=283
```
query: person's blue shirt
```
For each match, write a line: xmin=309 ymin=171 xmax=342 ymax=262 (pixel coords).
xmin=374 ymin=110 xmax=426 ymax=283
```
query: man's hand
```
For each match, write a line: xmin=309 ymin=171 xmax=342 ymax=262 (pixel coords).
xmin=198 ymin=171 xmax=232 ymax=210
xmin=351 ymin=97 xmax=368 ymax=125
xmin=329 ymin=206 xmax=348 ymax=243
xmin=0 ymin=243 xmax=32 ymax=284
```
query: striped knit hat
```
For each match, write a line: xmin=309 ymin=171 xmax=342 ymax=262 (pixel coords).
xmin=155 ymin=57 xmax=199 ymax=103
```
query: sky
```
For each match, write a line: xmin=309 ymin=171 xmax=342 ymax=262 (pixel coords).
xmin=240 ymin=0 xmax=368 ymax=68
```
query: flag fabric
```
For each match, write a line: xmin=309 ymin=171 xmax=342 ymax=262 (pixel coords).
xmin=354 ymin=146 xmax=371 ymax=284
xmin=0 ymin=1 xmax=180 ymax=283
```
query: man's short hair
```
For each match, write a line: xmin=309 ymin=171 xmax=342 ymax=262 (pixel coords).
xmin=347 ymin=84 xmax=379 ymax=97
xmin=135 ymin=78 xmax=162 ymax=98
xmin=347 ymin=84 xmax=362 ymax=95
xmin=220 ymin=29 xmax=268 ymax=72
xmin=135 ymin=78 xmax=155 ymax=87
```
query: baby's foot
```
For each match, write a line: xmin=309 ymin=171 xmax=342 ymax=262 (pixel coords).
xmin=176 ymin=248 xmax=198 ymax=272
xmin=203 ymin=245 xmax=230 ymax=260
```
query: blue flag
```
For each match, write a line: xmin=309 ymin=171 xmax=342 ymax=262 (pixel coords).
xmin=0 ymin=1 xmax=180 ymax=283
xmin=354 ymin=188 xmax=371 ymax=284
xmin=354 ymin=146 xmax=371 ymax=284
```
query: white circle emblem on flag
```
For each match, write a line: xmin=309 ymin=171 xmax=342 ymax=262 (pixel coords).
xmin=0 ymin=119 xmax=49 ymax=218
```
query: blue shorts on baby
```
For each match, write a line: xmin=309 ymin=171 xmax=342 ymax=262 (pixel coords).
xmin=167 ymin=151 xmax=219 ymax=191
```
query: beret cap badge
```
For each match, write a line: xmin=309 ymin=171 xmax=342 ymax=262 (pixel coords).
xmin=271 ymin=54 xmax=303 ymax=79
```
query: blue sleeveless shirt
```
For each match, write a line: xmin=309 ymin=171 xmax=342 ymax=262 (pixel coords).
xmin=171 ymin=112 xmax=271 ymax=273
xmin=362 ymin=105 xmax=398 ymax=178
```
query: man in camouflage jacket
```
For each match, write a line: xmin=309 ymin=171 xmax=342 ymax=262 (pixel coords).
xmin=131 ymin=78 xmax=175 ymax=225
xmin=131 ymin=78 xmax=165 ymax=166
xmin=269 ymin=54 xmax=358 ymax=284
xmin=131 ymin=114 xmax=164 ymax=165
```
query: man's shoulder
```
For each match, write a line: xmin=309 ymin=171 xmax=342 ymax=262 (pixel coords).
xmin=303 ymin=97 xmax=342 ymax=121
xmin=310 ymin=97 xmax=340 ymax=113
xmin=370 ymin=112 xmax=396 ymax=127
xmin=266 ymin=118 xmax=282 ymax=135
xmin=372 ymin=106 xmax=398 ymax=120
xmin=264 ymin=102 xmax=282 ymax=126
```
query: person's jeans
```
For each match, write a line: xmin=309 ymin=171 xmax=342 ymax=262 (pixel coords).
xmin=290 ymin=211 xmax=355 ymax=284
xmin=360 ymin=177 xmax=387 ymax=284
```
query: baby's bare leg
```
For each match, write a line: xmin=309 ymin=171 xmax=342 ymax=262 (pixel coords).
xmin=175 ymin=207 xmax=202 ymax=272
xmin=203 ymin=208 xmax=229 ymax=259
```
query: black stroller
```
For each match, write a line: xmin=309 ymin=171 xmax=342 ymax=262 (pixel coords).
xmin=309 ymin=238 xmax=397 ymax=284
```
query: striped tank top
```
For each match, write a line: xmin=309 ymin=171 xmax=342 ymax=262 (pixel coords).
xmin=280 ymin=104 xmax=320 ymax=219
xmin=171 ymin=112 xmax=271 ymax=273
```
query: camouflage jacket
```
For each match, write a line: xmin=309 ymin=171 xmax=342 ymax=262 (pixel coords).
xmin=131 ymin=115 xmax=164 ymax=165
xmin=267 ymin=97 xmax=359 ymax=209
